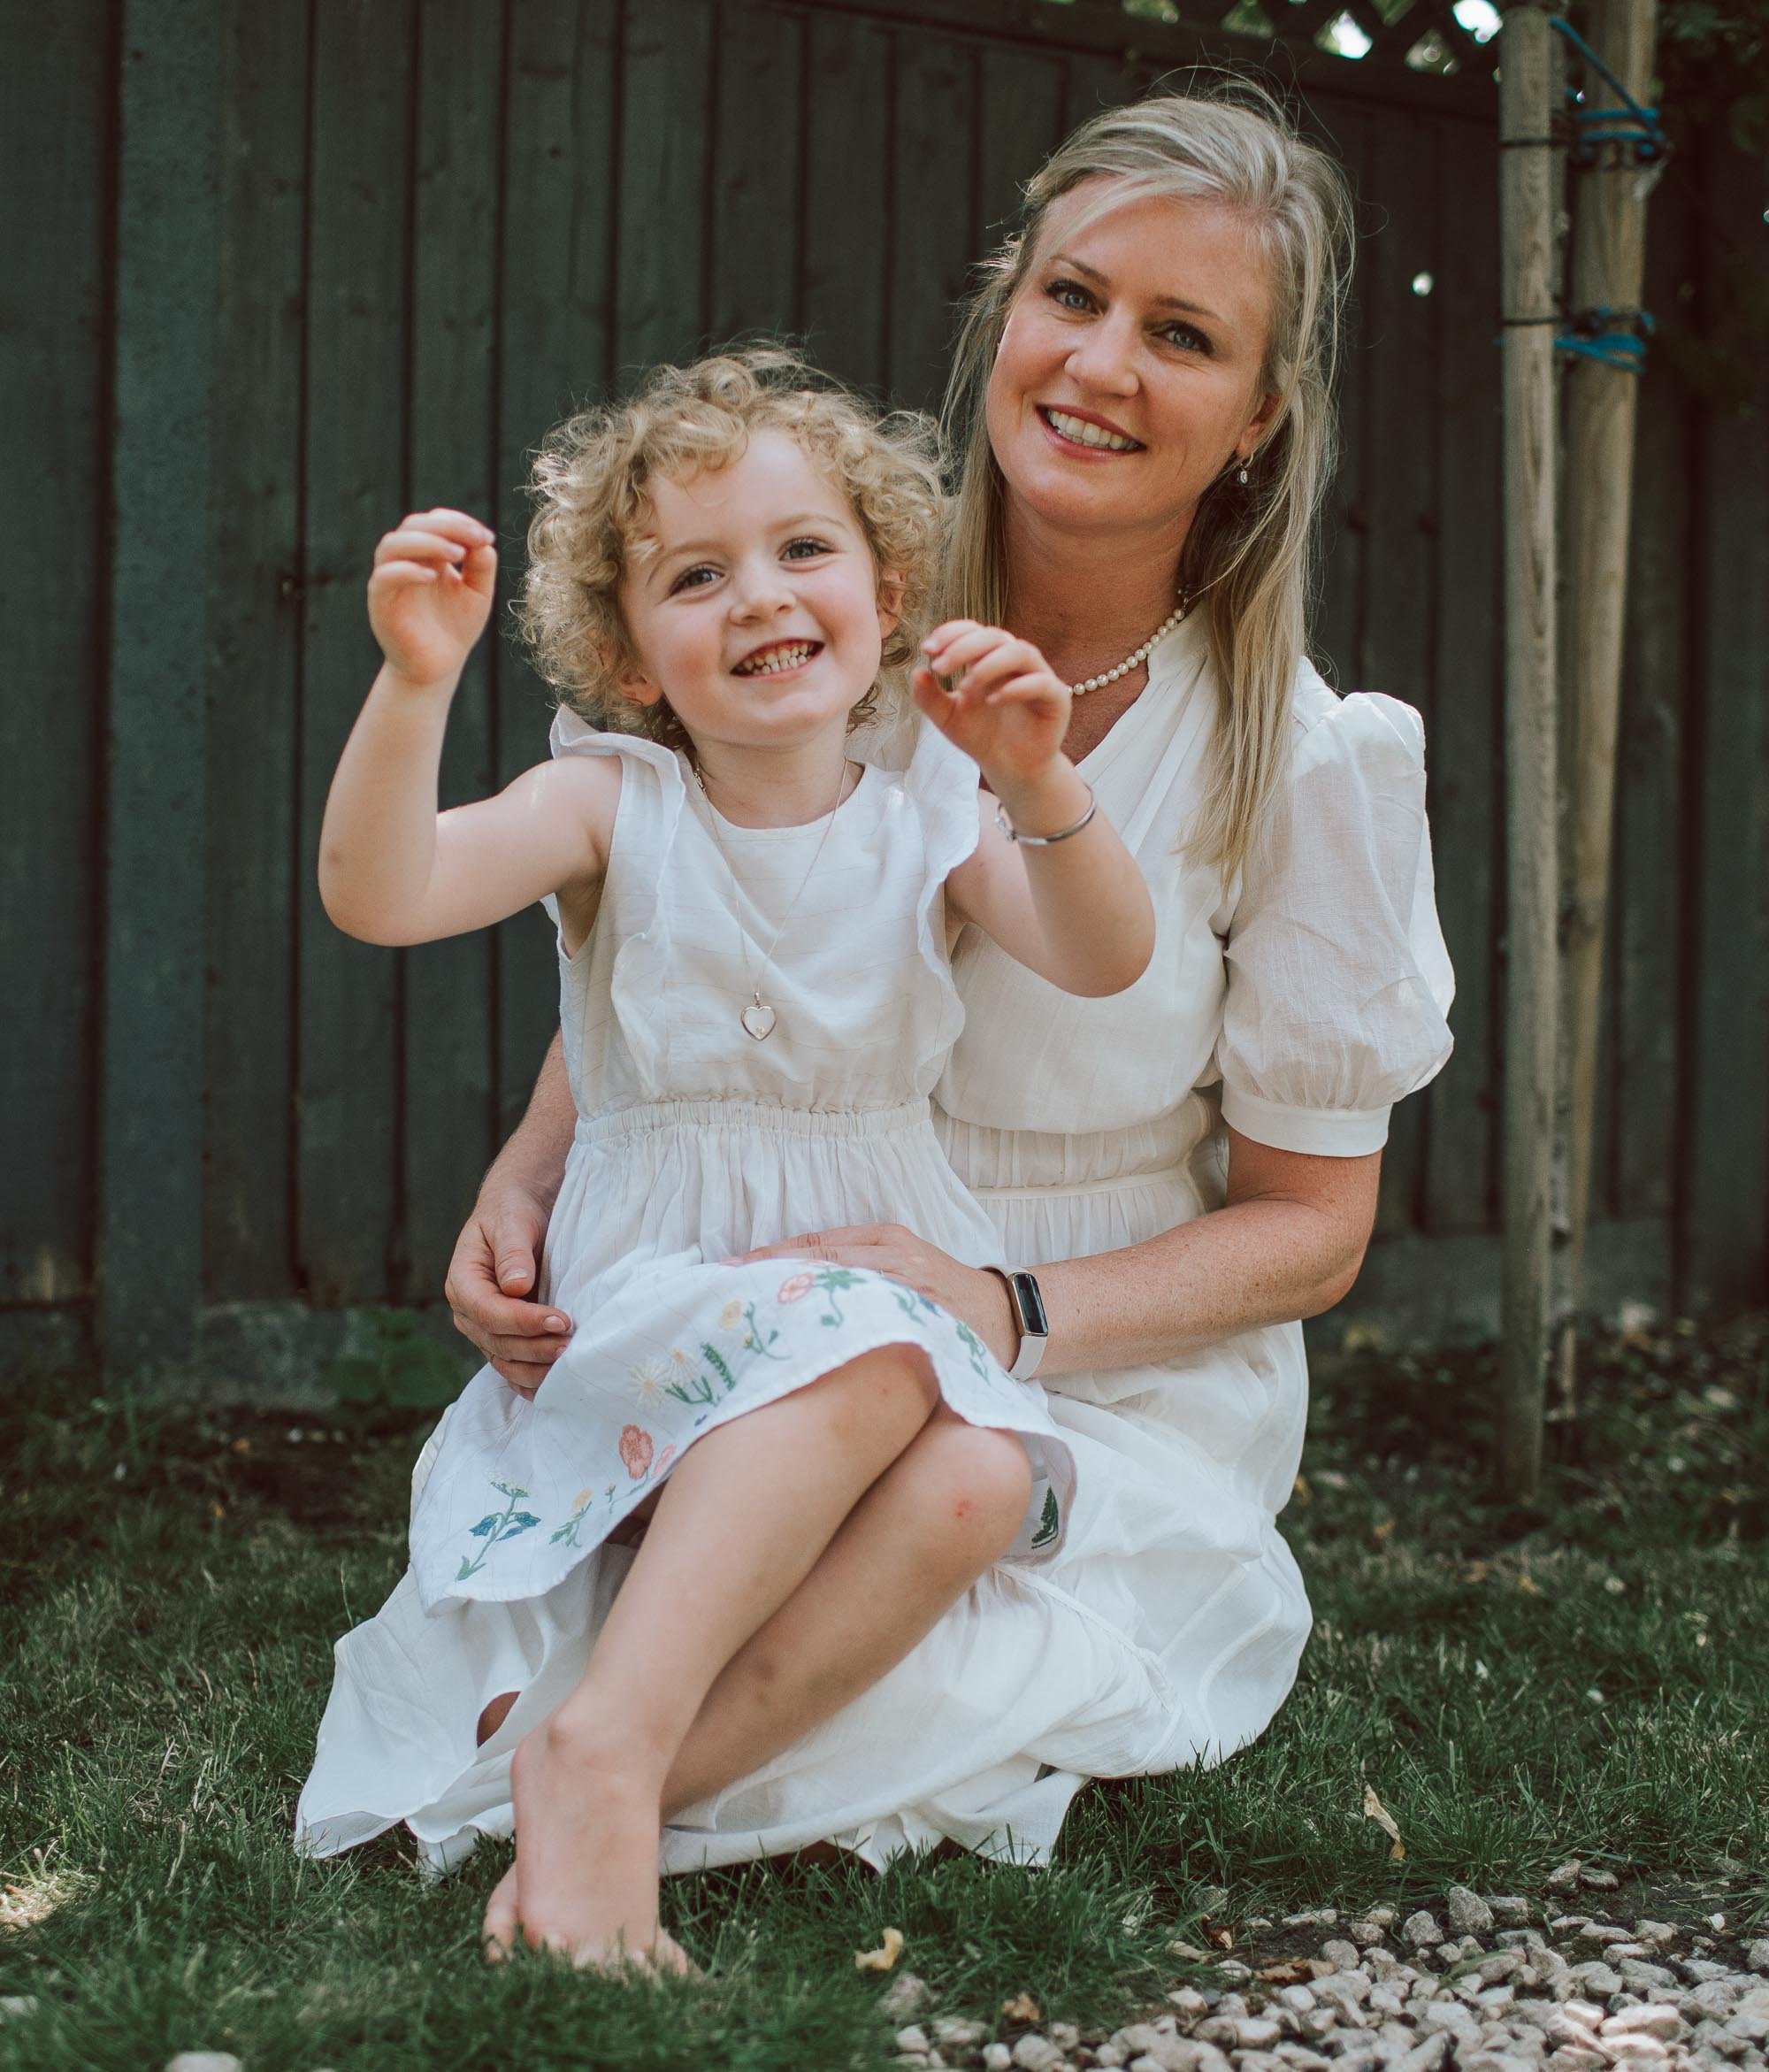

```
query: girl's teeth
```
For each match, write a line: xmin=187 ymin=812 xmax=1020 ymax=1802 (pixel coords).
xmin=737 ymin=643 xmax=814 ymax=677
xmin=1045 ymin=408 xmax=1138 ymax=452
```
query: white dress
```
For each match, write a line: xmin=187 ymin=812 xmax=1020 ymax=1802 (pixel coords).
xmin=295 ymin=716 xmax=1077 ymax=1862
xmin=300 ymin=614 xmax=1456 ymax=1878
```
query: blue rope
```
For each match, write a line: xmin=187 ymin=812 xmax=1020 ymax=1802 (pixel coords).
xmin=1556 ymin=306 xmax=1655 ymax=373
xmin=1547 ymin=15 xmax=1668 ymax=165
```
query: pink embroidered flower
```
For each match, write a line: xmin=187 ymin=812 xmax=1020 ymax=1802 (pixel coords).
xmin=618 ymin=1424 xmax=654 ymax=1480
xmin=655 ymin=1446 xmax=676 ymax=1477
xmin=777 ymin=1270 xmax=815 ymax=1304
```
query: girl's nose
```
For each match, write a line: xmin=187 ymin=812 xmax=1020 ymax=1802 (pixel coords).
xmin=730 ymin=568 xmax=794 ymax=619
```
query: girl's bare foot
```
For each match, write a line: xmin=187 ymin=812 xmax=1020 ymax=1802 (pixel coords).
xmin=481 ymin=1713 xmax=692 ymax=1975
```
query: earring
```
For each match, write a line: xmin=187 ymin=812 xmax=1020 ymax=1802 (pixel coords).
xmin=1237 ymin=462 xmax=1251 ymax=486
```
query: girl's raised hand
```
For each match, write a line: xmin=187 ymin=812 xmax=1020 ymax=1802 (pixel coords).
xmin=912 ymin=620 xmax=1070 ymax=791
xmin=367 ymin=508 xmax=498 ymax=688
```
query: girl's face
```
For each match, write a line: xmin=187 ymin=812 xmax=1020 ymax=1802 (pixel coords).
xmin=616 ymin=428 xmax=900 ymax=756
xmin=986 ymin=180 xmax=1282 ymax=550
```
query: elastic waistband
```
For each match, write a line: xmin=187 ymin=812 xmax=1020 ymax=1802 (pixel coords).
xmin=576 ymin=1096 xmax=932 ymax=1145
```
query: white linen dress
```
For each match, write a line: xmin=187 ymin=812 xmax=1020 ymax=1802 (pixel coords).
xmin=300 ymin=612 xmax=1455 ymax=1878
xmin=295 ymin=716 xmax=1078 ymax=1864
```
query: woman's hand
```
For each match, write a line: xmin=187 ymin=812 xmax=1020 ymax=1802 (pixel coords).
xmin=367 ymin=507 xmax=497 ymax=689
xmin=444 ymin=1179 xmax=573 ymax=1400
xmin=733 ymin=1224 xmax=1021 ymax=1371
xmin=913 ymin=620 xmax=1070 ymax=796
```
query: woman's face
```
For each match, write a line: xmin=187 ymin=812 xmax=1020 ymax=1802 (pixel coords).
xmin=985 ymin=180 xmax=1281 ymax=549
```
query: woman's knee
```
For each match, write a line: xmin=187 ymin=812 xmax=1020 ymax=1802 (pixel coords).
xmin=911 ymin=1409 xmax=1034 ymax=1561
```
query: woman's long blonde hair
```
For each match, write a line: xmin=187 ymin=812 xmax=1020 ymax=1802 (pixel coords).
xmin=939 ymin=83 xmax=1355 ymax=875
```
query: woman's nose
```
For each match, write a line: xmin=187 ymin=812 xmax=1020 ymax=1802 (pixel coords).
xmin=1065 ymin=317 xmax=1140 ymax=395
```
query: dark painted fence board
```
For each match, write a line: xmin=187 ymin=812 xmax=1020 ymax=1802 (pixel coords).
xmin=1421 ymin=119 xmax=1502 ymax=1233
xmin=801 ymin=10 xmax=892 ymax=391
xmin=99 ymin=0 xmax=222 ymax=1370
xmin=976 ymin=45 xmax=1064 ymax=242
xmin=0 ymin=1 xmax=111 ymax=1308
xmin=202 ymin=0 xmax=308 ymax=1302
xmin=1314 ymin=108 xmax=1370 ymax=689
xmin=1359 ymin=111 xmax=1440 ymax=1239
xmin=295 ymin=0 xmax=414 ymax=1303
xmin=494 ymin=0 xmax=622 ymax=1141
xmin=1681 ymin=141 xmax=1769 ymax=1313
xmin=887 ymin=31 xmax=976 ymax=412
xmin=401 ymin=0 xmax=502 ymax=1301
xmin=1611 ymin=186 xmax=1693 ymax=1222
xmin=615 ymin=0 xmax=714 ymax=373
xmin=708 ymin=0 xmax=806 ymax=342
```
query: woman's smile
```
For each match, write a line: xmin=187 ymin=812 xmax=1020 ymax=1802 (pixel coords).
xmin=1036 ymin=403 xmax=1146 ymax=456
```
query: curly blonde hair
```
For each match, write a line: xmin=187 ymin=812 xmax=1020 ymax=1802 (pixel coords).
xmin=521 ymin=348 xmax=946 ymax=755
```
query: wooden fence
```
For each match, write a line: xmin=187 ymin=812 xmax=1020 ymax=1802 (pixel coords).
xmin=4 ymin=0 xmax=1765 ymax=1388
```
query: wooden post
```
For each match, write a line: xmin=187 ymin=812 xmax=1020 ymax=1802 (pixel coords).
xmin=1497 ymin=0 xmax=1562 ymax=1498
xmin=1555 ymin=0 xmax=1661 ymax=1396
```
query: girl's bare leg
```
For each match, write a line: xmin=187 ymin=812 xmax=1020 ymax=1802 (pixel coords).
xmin=661 ymin=1407 xmax=1033 ymax=1820
xmin=485 ymin=1344 xmax=945 ymax=1971
xmin=479 ymin=1412 xmax=1032 ymax=1930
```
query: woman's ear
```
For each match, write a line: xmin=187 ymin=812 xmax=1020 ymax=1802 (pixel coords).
xmin=876 ymin=568 xmax=907 ymax=641
xmin=1241 ymin=389 xmax=1284 ymax=460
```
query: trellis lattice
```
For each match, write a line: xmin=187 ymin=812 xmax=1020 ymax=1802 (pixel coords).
xmin=1036 ymin=0 xmax=1501 ymax=80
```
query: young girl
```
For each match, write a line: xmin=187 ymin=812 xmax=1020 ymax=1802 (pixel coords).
xmin=295 ymin=350 xmax=1155 ymax=1972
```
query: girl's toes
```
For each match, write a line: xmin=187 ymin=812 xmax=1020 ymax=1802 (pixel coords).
xmin=481 ymin=1863 xmax=519 ymax=1961
xmin=652 ymin=1930 xmax=700 ymax=1978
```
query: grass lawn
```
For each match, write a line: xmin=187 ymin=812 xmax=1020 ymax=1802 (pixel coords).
xmin=2 ymin=1316 xmax=1765 ymax=2070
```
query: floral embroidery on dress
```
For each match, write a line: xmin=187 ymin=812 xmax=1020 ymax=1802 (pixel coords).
xmin=618 ymin=1424 xmax=654 ymax=1479
xmin=810 ymin=1266 xmax=864 ymax=1326
xmin=777 ymin=1270 xmax=814 ymax=1304
xmin=1030 ymin=1486 xmax=1061 ymax=1550
xmin=456 ymin=1481 xmax=541 ymax=1580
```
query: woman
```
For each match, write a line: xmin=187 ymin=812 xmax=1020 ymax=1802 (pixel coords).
xmin=445 ymin=88 xmax=1452 ymax=1900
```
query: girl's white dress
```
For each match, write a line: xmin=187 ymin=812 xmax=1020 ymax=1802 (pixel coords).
xmin=296 ymin=715 xmax=1078 ymax=1861
xmin=300 ymin=613 xmax=1456 ymax=1879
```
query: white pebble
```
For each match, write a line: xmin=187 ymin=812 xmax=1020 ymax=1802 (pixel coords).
xmin=165 ymin=2059 xmax=244 ymax=2072
xmin=983 ymin=2047 xmax=1015 ymax=2072
xmin=1404 ymin=1915 xmax=1445 ymax=1952
xmin=934 ymin=2018 xmax=989 ymax=2050
xmin=1448 ymin=1889 xmax=1497 ymax=1938
xmin=895 ymin=2024 xmax=932 ymax=2054
xmin=1012 ymin=2034 xmax=1066 ymax=2072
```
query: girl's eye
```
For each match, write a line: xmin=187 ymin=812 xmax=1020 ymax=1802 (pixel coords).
xmin=670 ymin=564 xmax=719 ymax=595
xmin=783 ymin=536 xmax=831 ymax=561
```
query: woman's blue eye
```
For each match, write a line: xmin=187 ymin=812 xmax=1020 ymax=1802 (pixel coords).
xmin=1161 ymin=322 xmax=1213 ymax=356
xmin=1047 ymin=278 xmax=1093 ymax=312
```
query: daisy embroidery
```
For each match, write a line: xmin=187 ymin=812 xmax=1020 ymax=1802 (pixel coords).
xmin=629 ymin=1355 xmax=671 ymax=1402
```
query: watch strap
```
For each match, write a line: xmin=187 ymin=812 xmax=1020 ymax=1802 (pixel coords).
xmin=987 ymin=1265 xmax=1049 ymax=1380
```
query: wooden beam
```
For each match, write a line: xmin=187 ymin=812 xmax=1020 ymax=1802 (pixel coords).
xmin=1496 ymin=0 xmax=1561 ymax=1497
xmin=98 ymin=0 xmax=222 ymax=1376
xmin=1556 ymin=0 xmax=1660 ymax=1400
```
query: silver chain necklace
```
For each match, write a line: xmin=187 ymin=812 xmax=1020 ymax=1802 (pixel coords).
xmin=690 ymin=758 xmax=854 ymax=1040
xmin=1068 ymin=595 xmax=1191 ymax=696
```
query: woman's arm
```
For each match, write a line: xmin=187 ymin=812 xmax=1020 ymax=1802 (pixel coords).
xmin=444 ymin=1031 xmax=578 ymax=1395
xmin=736 ymin=1128 xmax=1381 ymax=1375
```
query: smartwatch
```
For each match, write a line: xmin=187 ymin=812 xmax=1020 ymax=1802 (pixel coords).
xmin=987 ymin=1266 xmax=1049 ymax=1380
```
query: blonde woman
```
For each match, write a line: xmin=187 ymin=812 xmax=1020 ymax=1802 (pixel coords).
xmin=446 ymin=89 xmax=1453 ymax=1915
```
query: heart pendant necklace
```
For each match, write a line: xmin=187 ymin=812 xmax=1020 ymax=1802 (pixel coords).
xmin=692 ymin=756 xmax=854 ymax=1042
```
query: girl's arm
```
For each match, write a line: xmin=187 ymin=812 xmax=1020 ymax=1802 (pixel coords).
xmin=318 ymin=508 xmax=616 ymax=948
xmin=914 ymin=620 xmax=1154 ymax=998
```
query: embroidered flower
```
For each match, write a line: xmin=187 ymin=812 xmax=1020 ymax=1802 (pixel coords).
xmin=569 ymin=1488 xmax=593 ymax=1514
xmin=718 ymin=1299 xmax=744 ymax=1331
xmin=777 ymin=1270 xmax=815 ymax=1304
xmin=670 ymin=1347 xmax=696 ymax=1372
xmin=618 ymin=1424 xmax=655 ymax=1479
xmin=629 ymin=1355 xmax=670 ymax=1401
xmin=655 ymin=1445 xmax=677 ymax=1477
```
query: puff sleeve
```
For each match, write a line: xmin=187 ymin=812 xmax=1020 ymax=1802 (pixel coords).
xmin=1214 ymin=688 xmax=1455 ymax=1156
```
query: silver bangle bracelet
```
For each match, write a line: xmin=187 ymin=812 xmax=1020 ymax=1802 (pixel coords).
xmin=994 ymin=783 xmax=1097 ymax=847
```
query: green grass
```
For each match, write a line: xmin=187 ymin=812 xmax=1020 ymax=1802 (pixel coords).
xmin=2 ymin=1317 xmax=1766 ymax=2070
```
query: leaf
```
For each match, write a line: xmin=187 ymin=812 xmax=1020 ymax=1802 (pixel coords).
xmin=854 ymin=1926 xmax=905 ymax=1972
xmin=1362 ymin=1783 xmax=1406 ymax=1861
xmin=1000 ymin=1991 xmax=1042 ymax=2023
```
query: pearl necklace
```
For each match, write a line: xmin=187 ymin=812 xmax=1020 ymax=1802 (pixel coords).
xmin=1068 ymin=596 xmax=1191 ymax=697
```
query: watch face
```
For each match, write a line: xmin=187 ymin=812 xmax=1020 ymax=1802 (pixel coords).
xmin=1011 ymin=1271 xmax=1049 ymax=1339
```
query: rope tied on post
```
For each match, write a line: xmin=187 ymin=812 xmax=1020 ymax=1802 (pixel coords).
xmin=1547 ymin=14 xmax=1668 ymax=165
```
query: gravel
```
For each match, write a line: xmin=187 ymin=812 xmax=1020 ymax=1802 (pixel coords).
xmin=884 ymin=1892 xmax=1769 ymax=2072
